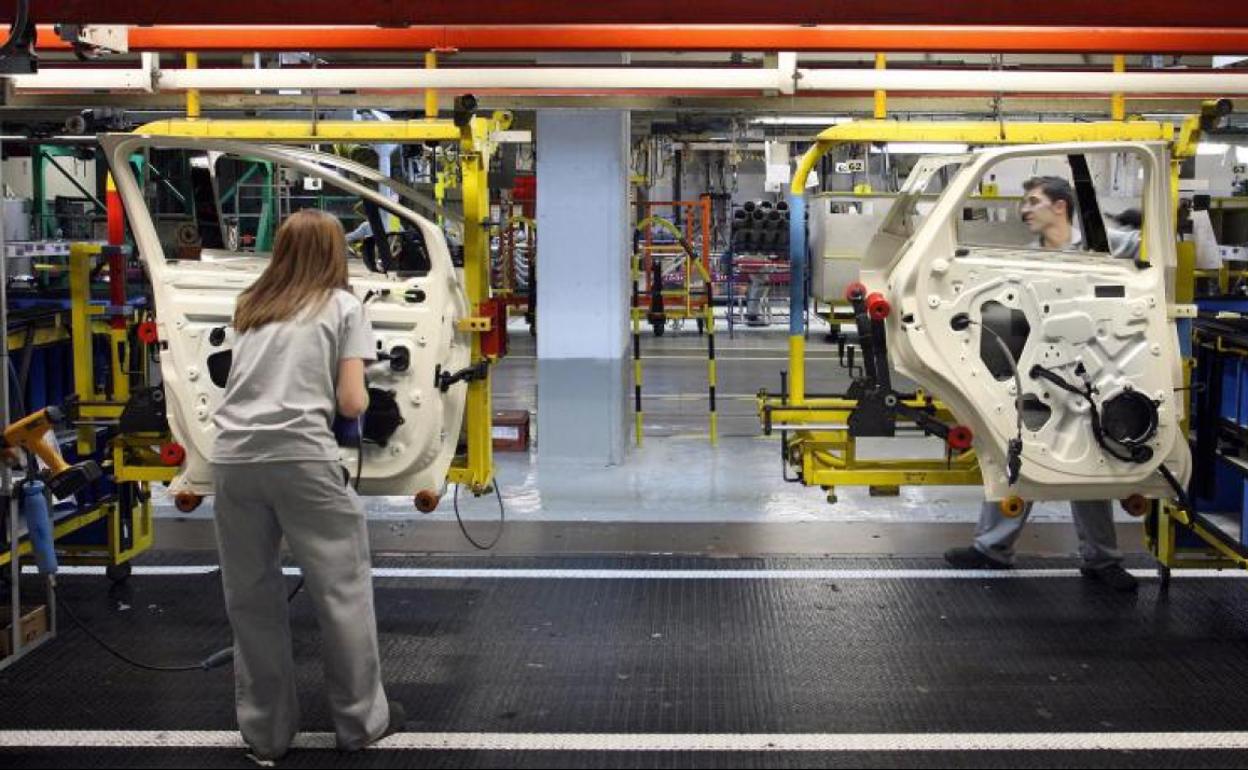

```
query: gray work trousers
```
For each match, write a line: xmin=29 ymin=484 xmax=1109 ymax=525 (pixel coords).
xmin=974 ymin=499 xmax=1122 ymax=569
xmin=213 ymin=461 xmax=389 ymax=757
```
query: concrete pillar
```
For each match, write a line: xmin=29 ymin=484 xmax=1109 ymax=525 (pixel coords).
xmin=535 ymin=109 xmax=631 ymax=465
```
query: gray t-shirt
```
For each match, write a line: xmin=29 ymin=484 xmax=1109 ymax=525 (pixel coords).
xmin=1030 ymin=227 xmax=1140 ymax=259
xmin=213 ymin=289 xmax=375 ymax=463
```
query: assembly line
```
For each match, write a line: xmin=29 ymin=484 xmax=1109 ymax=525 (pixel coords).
xmin=2 ymin=6 xmax=1248 ymax=769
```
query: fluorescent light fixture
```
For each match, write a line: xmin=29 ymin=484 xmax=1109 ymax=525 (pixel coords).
xmin=869 ymin=143 xmax=970 ymax=154
xmin=1196 ymin=142 xmax=1230 ymax=156
xmin=750 ymin=116 xmax=852 ymax=126
xmin=1238 ymin=146 xmax=1248 ymax=164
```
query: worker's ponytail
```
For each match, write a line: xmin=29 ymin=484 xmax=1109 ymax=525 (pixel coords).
xmin=234 ymin=209 xmax=350 ymax=333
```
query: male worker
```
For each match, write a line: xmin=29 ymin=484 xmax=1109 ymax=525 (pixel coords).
xmin=944 ymin=176 xmax=1139 ymax=592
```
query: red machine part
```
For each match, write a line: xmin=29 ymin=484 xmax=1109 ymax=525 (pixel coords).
xmin=137 ymin=321 xmax=159 ymax=345
xmin=160 ymin=442 xmax=186 ymax=466
xmin=865 ymin=292 xmax=891 ymax=321
xmin=946 ymin=425 xmax=974 ymax=451
xmin=1122 ymin=494 xmax=1151 ymax=517
xmin=414 ymin=490 xmax=440 ymax=513
xmin=174 ymin=493 xmax=203 ymax=513
xmin=844 ymin=281 xmax=867 ymax=302
xmin=479 ymin=299 xmax=509 ymax=359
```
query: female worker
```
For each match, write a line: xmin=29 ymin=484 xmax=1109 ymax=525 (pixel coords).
xmin=211 ymin=208 xmax=404 ymax=761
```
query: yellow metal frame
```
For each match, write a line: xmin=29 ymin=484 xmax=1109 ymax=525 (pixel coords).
xmin=770 ymin=114 xmax=1211 ymax=502
xmin=1146 ymin=330 xmax=1248 ymax=573
xmin=633 ymin=212 xmax=713 ymax=323
xmin=133 ymin=115 xmax=511 ymax=494
xmin=0 ymin=489 xmax=152 ymax=571
xmin=134 ymin=118 xmax=462 ymax=143
xmin=1 ymin=243 xmax=161 ymax=571
xmin=630 ymin=215 xmax=719 ymax=447
xmin=763 ymin=393 xmax=981 ymax=498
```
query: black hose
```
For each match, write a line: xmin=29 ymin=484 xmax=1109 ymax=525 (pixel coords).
xmin=1029 ymin=363 xmax=1147 ymax=464
xmin=1157 ymin=462 xmax=1190 ymax=510
xmin=61 ymin=573 xmax=305 ymax=673
xmin=452 ymin=481 xmax=506 ymax=550
xmin=59 ymin=599 xmax=206 ymax=673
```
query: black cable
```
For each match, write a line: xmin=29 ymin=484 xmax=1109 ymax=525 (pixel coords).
xmin=1029 ymin=363 xmax=1145 ymax=464
xmin=59 ymin=596 xmax=206 ymax=672
xmin=1157 ymin=462 xmax=1190 ymax=510
xmin=60 ymin=573 xmax=305 ymax=673
xmin=452 ymin=481 xmax=506 ymax=550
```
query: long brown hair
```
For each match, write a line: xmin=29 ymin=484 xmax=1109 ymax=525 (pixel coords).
xmin=234 ymin=209 xmax=350 ymax=333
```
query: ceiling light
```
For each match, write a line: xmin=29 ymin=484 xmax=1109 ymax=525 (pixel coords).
xmin=749 ymin=116 xmax=852 ymax=126
xmin=869 ymin=143 xmax=970 ymax=154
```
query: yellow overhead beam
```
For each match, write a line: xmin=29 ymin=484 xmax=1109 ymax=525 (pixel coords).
xmin=791 ymin=119 xmax=1177 ymax=195
xmin=133 ymin=118 xmax=463 ymax=142
xmin=811 ymin=118 xmax=1174 ymax=145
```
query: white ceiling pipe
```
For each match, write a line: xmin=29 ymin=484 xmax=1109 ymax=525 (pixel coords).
xmin=159 ymin=66 xmax=789 ymax=92
xmin=12 ymin=69 xmax=148 ymax=90
xmin=12 ymin=52 xmax=158 ymax=92
xmin=10 ymin=61 xmax=1248 ymax=96
xmin=800 ymin=68 xmax=1248 ymax=94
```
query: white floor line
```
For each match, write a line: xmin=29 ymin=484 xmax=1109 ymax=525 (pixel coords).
xmin=3 ymin=729 xmax=1248 ymax=752
xmin=28 ymin=565 xmax=1246 ymax=580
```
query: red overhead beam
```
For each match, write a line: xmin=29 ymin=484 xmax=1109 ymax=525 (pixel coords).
xmin=34 ymin=25 xmax=1248 ymax=55
xmin=19 ymin=1 xmax=1248 ymax=28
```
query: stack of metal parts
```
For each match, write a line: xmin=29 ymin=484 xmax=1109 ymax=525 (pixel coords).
xmin=730 ymin=200 xmax=790 ymax=254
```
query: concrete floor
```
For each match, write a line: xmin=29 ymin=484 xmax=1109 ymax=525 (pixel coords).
xmin=155 ymin=315 xmax=1131 ymax=530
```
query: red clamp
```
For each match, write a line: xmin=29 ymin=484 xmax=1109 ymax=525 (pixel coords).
xmin=160 ymin=442 xmax=186 ymax=466
xmin=844 ymin=281 xmax=867 ymax=302
xmin=946 ymin=425 xmax=974 ymax=451
xmin=137 ymin=321 xmax=159 ymax=345
xmin=479 ymin=299 xmax=509 ymax=359
xmin=865 ymin=292 xmax=891 ymax=321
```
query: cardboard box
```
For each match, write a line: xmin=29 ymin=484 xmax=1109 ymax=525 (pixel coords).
xmin=492 ymin=410 xmax=531 ymax=452
xmin=0 ymin=605 xmax=49 ymax=657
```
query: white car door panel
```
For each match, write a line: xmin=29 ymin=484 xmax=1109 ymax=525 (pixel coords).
xmin=102 ymin=135 xmax=471 ymax=499
xmin=860 ymin=142 xmax=1190 ymax=502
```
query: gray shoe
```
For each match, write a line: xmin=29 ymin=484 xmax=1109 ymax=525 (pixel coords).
xmin=944 ymin=546 xmax=1011 ymax=570
xmin=376 ymin=701 xmax=407 ymax=743
xmin=345 ymin=701 xmax=406 ymax=751
xmin=1080 ymin=564 xmax=1139 ymax=592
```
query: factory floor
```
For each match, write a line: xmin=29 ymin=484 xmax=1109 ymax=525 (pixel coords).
xmin=4 ymin=317 xmax=1247 ymax=767
xmin=2 ymin=554 xmax=1247 ymax=768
